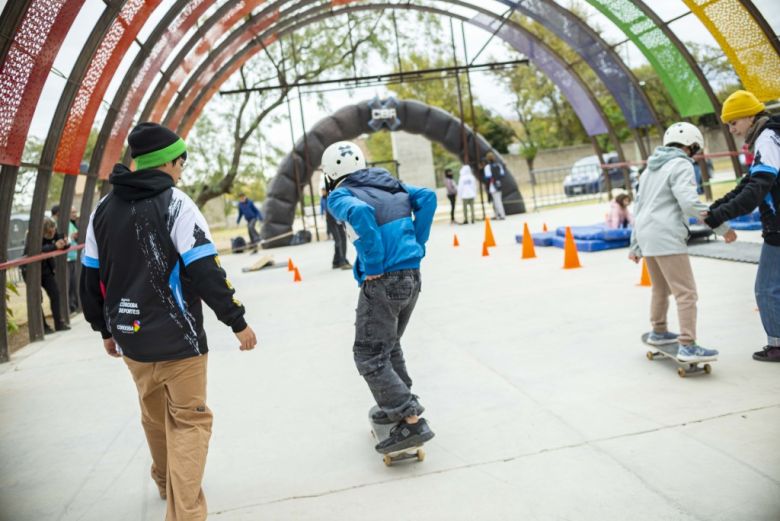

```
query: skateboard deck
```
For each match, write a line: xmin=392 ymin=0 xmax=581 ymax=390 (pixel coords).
xmin=368 ymin=405 xmax=425 ymax=466
xmin=241 ymin=255 xmax=276 ymax=272
xmin=641 ymin=333 xmax=715 ymax=377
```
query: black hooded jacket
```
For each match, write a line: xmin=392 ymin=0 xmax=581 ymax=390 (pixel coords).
xmin=80 ymin=164 xmax=246 ymax=362
xmin=705 ymin=116 xmax=780 ymax=245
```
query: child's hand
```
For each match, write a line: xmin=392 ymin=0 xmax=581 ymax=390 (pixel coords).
xmin=723 ymin=229 xmax=737 ymax=243
xmin=628 ymin=253 xmax=640 ymax=264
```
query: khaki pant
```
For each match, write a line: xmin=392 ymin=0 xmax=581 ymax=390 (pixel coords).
xmin=645 ymin=254 xmax=698 ymax=345
xmin=124 ymin=354 xmax=213 ymax=521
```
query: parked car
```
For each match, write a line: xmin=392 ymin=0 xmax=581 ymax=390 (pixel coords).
xmin=7 ymin=214 xmax=29 ymax=261
xmin=563 ymin=153 xmax=638 ymax=196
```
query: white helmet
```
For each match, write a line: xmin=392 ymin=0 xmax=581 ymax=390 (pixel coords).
xmin=321 ymin=141 xmax=366 ymax=188
xmin=663 ymin=122 xmax=704 ymax=152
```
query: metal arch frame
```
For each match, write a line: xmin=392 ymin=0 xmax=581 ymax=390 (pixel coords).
xmin=27 ymin=1 xmax=128 ymax=342
xmin=498 ymin=0 xmax=663 ymax=157
xmin=170 ymin=1 xmax=633 ymax=206
xmin=158 ymin=0 xmax=623 ymax=145
xmin=626 ymin=1 xmax=742 ymax=182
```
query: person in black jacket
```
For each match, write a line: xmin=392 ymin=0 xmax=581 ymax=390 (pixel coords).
xmin=80 ymin=122 xmax=257 ymax=520
xmin=703 ymin=90 xmax=780 ymax=362
xmin=23 ymin=217 xmax=70 ymax=333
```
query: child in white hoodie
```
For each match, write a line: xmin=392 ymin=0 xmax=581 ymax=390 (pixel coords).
xmin=629 ymin=122 xmax=735 ymax=362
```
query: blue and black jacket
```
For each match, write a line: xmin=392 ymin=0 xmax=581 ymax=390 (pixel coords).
xmin=80 ymin=164 xmax=246 ymax=362
xmin=327 ymin=168 xmax=436 ymax=285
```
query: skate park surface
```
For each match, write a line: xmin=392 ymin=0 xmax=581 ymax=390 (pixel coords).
xmin=1 ymin=202 xmax=778 ymax=521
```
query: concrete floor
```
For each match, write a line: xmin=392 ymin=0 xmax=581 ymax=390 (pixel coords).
xmin=1 ymin=203 xmax=778 ymax=521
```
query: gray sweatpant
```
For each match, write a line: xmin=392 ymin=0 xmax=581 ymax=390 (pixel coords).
xmin=354 ymin=269 xmax=424 ymax=422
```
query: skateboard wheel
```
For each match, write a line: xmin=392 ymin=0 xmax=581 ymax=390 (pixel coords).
xmin=383 ymin=455 xmax=392 ymax=467
xmin=417 ymin=449 xmax=425 ymax=462
xmin=646 ymin=351 xmax=654 ymax=360
xmin=677 ymin=367 xmax=686 ymax=378
xmin=703 ymin=364 xmax=711 ymax=374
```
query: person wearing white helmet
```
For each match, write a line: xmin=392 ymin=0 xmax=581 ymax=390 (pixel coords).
xmin=629 ymin=122 xmax=735 ymax=363
xmin=323 ymin=140 xmax=437 ymax=455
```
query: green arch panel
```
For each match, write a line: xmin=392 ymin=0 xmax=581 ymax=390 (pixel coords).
xmin=587 ymin=0 xmax=714 ymax=117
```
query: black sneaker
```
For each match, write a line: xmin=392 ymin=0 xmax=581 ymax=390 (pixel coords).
xmin=43 ymin=323 xmax=54 ymax=334
xmin=371 ymin=401 xmax=425 ymax=424
xmin=55 ymin=324 xmax=71 ymax=332
xmin=753 ymin=345 xmax=780 ymax=362
xmin=375 ymin=418 xmax=435 ymax=454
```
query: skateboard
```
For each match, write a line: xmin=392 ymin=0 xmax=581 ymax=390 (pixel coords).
xmin=641 ymin=333 xmax=715 ymax=377
xmin=241 ymin=255 xmax=277 ymax=272
xmin=368 ymin=405 xmax=425 ymax=467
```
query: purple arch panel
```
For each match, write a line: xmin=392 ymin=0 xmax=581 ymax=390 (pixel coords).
xmin=498 ymin=0 xmax=656 ymax=128
xmin=470 ymin=13 xmax=607 ymax=136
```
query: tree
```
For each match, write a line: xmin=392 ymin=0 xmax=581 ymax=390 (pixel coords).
xmin=186 ymin=13 xmax=391 ymax=208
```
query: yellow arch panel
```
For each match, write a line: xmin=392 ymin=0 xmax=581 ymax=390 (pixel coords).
xmin=684 ymin=0 xmax=780 ymax=100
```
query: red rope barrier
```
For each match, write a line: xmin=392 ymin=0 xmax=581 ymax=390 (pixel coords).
xmin=0 ymin=244 xmax=84 ymax=271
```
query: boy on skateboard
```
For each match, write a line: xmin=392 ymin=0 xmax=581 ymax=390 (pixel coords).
xmin=323 ymin=141 xmax=437 ymax=454
xmin=629 ymin=122 xmax=735 ymax=362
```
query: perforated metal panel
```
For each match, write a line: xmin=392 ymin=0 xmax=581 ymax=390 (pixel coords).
xmin=53 ymin=0 xmax=162 ymax=175
xmin=470 ymin=14 xmax=608 ymax=136
xmin=498 ymin=0 xmax=657 ymax=128
xmin=0 ymin=0 xmax=84 ymax=166
xmin=166 ymin=10 xmax=280 ymax=132
xmin=97 ymin=0 xmax=213 ymax=176
xmin=149 ymin=0 xmax=266 ymax=123
xmin=684 ymin=0 xmax=780 ymax=100
xmin=587 ymin=0 xmax=714 ymax=117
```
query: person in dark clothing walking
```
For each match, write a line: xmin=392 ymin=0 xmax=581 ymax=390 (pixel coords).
xmin=321 ymin=188 xmax=351 ymax=269
xmin=323 ymin=140 xmax=437 ymax=455
xmin=444 ymin=168 xmax=457 ymax=224
xmin=23 ymin=217 xmax=70 ymax=333
xmin=237 ymin=193 xmax=262 ymax=253
xmin=703 ymin=90 xmax=780 ymax=363
xmin=80 ymin=122 xmax=257 ymax=520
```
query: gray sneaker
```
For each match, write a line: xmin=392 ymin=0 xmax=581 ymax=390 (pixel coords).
xmin=677 ymin=343 xmax=718 ymax=362
xmin=646 ymin=331 xmax=679 ymax=346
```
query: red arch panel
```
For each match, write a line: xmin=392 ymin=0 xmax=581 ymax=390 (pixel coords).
xmin=53 ymin=0 xmax=162 ymax=175
xmin=0 ymin=0 xmax=84 ymax=166
xmin=97 ymin=0 xmax=214 ymax=177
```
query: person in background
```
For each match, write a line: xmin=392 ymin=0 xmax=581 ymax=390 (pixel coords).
xmin=457 ymin=163 xmax=477 ymax=224
xmin=606 ymin=192 xmax=634 ymax=229
xmin=321 ymin=187 xmax=351 ymax=270
xmin=444 ymin=168 xmax=457 ymax=224
xmin=237 ymin=193 xmax=262 ymax=253
xmin=483 ymin=152 xmax=506 ymax=220
xmin=23 ymin=217 xmax=70 ymax=333
xmin=52 ymin=204 xmax=80 ymax=313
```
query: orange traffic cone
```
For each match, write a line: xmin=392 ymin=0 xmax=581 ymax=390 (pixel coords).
xmin=453 ymin=234 xmax=460 ymax=247
xmin=482 ymin=242 xmax=490 ymax=257
xmin=543 ymin=223 xmax=548 ymax=232
xmin=562 ymin=226 xmax=581 ymax=269
xmin=484 ymin=217 xmax=496 ymax=247
xmin=521 ymin=223 xmax=536 ymax=259
xmin=638 ymin=258 xmax=651 ymax=286
xmin=293 ymin=267 xmax=302 ymax=282
xmin=287 ymin=258 xmax=294 ymax=271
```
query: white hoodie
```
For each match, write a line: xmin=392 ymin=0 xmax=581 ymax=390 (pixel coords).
xmin=457 ymin=165 xmax=478 ymax=200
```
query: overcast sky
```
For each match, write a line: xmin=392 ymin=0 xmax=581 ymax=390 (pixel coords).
xmin=4 ymin=0 xmax=778 ymax=160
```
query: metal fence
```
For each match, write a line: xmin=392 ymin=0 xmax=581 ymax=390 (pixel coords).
xmin=525 ymin=163 xmax=629 ymax=210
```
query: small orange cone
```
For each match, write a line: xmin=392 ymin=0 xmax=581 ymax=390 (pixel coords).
xmin=484 ymin=217 xmax=496 ymax=247
xmin=482 ymin=242 xmax=490 ymax=257
xmin=638 ymin=258 xmax=651 ymax=286
xmin=562 ymin=226 xmax=581 ymax=269
xmin=293 ymin=267 xmax=302 ymax=282
xmin=543 ymin=223 xmax=548 ymax=232
xmin=287 ymin=258 xmax=294 ymax=271
xmin=521 ymin=223 xmax=536 ymax=259
xmin=453 ymin=234 xmax=460 ymax=247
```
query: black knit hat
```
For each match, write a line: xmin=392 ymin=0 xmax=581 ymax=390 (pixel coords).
xmin=128 ymin=122 xmax=187 ymax=170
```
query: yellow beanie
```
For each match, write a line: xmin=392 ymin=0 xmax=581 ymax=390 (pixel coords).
xmin=721 ymin=90 xmax=765 ymax=123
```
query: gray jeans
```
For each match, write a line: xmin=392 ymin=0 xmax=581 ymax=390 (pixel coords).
xmin=354 ymin=269 xmax=423 ymax=421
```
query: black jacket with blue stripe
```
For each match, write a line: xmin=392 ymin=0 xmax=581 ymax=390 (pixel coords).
xmin=80 ymin=164 xmax=246 ymax=362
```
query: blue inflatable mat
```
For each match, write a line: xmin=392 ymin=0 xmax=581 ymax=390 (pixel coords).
xmin=551 ymin=235 xmax=630 ymax=252
xmin=555 ymin=225 xmax=631 ymax=242
xmin=730 ymin=210 xmax=760 ymax=223
xmin=516 ymin=231 xmax=557 ymax=247
xmin=729 ymin=220 xmax=762 ymax=231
